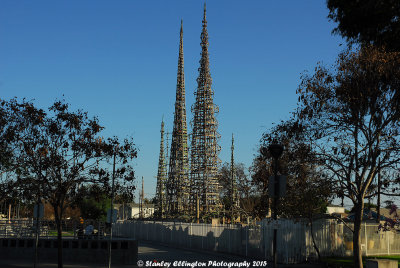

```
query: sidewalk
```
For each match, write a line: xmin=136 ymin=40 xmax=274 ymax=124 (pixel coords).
xmin=0 ymin=240 xmax=325 ymax=268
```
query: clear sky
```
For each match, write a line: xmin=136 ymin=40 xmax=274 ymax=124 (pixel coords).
xmin=0 ymin=1 xmax=346 ymax=202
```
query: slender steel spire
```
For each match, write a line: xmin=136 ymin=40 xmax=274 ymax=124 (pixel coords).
xmin=166 ymin=20 xmax=189 ymax=215
xmin=155 ymin=120 xmax=167 ymax=218
xmin=230 ymin=134 xmax=239 ymax=221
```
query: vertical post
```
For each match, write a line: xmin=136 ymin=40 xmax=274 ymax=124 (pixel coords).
xmin=387 ymin=230 xmax=390 ymax=255
xmin=141 ymin=177 xmax=144 ymax=219
xmin=98 ymin=221 xmax=101 ymax=240
xmin=376 ymin=158 xmax=381 ymax=223
xmin=263 ymin=143 xmax=283 ymax=268
xmin=108 ymin=151 xmax=116 ymax=268
xmin=196 ymin=193 xmax=200 ymax=224
xmin=264 ymin=223 xmax=267 ymax=259
xmin=245 ymin=225 xmax=248 ymax=257
xmin=33 ymin=199 xmax=40 ymax=268
xmin=73 ymin=221 xmax=76 ymax=239
xmin=229 ymin=225 xmax=231 ymax=253
xmin=201 ymin=223 xmax=204 ymax=249
xmin=364 ymin=222 xmax=367 ymax=256
xmin=8 ymin=204 xmax=11 ymax=222
xmin=273 ymin=156 xmax=278 ymax=267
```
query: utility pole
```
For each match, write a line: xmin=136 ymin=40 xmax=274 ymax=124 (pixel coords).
xmin=33 ymin=197 xmax=40 ymax=268
xmin=230 ymin=134 xmax=237 ymax=224
xmin=108 ymin=150 xmax=116 ymax=268
xmin=196 ymin=193 xmax=200 ymax=223
xmin=141 ymin=177 xmax=144 ymax=219
xmin=376 ymin=158 xmax=381 ymax=223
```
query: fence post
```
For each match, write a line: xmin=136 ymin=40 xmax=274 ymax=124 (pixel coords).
xmin=201 ymin=224 xmax=204 ymax=249
xmin=387 ymin=230 xmax=390 ymax=255
xmin=229 ymin=225 xmax=231 ymax=254
xmin=246 ymin=225 xmax=248 ymax=257
xmin=189 ymin=223 xmax=192 ymax=248
xmin=264 ymin=223 xmax=267 ymax=259
xmin=364 ymin=222 xmax=367 ymax=256
xmin=334 ymin=222 xmax=337 ymax=254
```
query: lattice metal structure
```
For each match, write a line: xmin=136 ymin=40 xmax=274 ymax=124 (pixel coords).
xmin=155 ymin=120 xmax=167 ymax=218
xmin=190 ymin=5 xmax=221 ymax=215
xmin=166 ymin=21 xmax=190 ymax=215
xmin=230 ymin=134 xmax=239 ymax=220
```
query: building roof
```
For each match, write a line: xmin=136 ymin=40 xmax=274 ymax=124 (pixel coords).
xmin=114 ymin=203 xmax=155 ymax=209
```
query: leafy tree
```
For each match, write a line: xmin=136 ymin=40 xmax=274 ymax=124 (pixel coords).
xmin=0 ymin=99 xmax=26 ymax=204
xmin=384 ymin=200 xmax=395 ymax=209
xmin=258 ymin=120 xmax=334 ymax=260
xmin=296 ymin=46 xmax=400 ymax=268
xmin=327 ymin=0 xmax=400 ymax=51
xmin=13 ymin=99 xmax=137 ymax=268
xmin=73 ymin=184 xmax=111 ymax=221
xmin=249 ymin=153 xmax=271 ymax=218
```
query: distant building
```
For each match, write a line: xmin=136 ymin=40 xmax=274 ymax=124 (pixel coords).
xmin=326 ymin=204 xmax=345 ymax=215
xmin=114 ymin=203 xmax=154 ymax=220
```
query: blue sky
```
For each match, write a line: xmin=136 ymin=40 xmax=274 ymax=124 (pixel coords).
xmin=0 ymin=1 xmax=345 ymax=202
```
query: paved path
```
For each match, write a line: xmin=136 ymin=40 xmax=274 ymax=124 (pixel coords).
xmin=0 ymin=241 xmax=321 ymax=268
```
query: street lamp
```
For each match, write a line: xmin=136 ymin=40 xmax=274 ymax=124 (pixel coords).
xmin=263 ymin=143 xmax=283 ymax=268
xmin=269 ymin=144 xmax=283 ymax=159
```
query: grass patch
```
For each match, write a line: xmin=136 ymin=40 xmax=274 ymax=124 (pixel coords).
xmin=47 ymin=230 xmax=74 ymax=237
xmin=323 ymin=256 xmax=400 ymax=267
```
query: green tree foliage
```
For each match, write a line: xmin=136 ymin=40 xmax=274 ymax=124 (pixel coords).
xmin=296 ymin=46 xmax=400 ymax=268
xmin=9 ymin=99 xmax=137 ymax=268
xmin=0 ymin=99 xmax=28 ymax=204
xmin=327 ymin=0 xmax=400 ymax=51
xmin=74 ymin=184 xmax=110 ymax=221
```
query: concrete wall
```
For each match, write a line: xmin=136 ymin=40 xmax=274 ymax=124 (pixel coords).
xmin=0 ymin=238 xmax=137 ymax=265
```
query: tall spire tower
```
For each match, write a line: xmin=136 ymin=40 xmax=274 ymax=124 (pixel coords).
xmin=167 ymin=20 xmax=190 ymax=215
xmin=155 ymin=120 xmax=167 ymax=218
xmin=190 ymin=4 xmax=221 ymax=215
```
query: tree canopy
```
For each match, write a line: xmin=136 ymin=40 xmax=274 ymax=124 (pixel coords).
xmin=327 ymin=0 xmax=400 ymax=51
xmin=296 ymin=46 xmax=400 ymax=267
xmin=1 ymin=98 xmax=137 ymax=268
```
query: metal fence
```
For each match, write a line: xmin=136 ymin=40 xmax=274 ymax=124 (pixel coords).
xmin=112 ymin=219 xmax=400 ymax=264
xmin=0 ymin=219 xmax=109 ymax=239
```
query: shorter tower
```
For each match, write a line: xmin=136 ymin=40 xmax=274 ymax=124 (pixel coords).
xmin=155 ymin=120 xmax=167 ymax=218
xmin=167 ymin=21 xmax=190 ymax=215
xmin=230 ymin=134 xmax=239 ymax=221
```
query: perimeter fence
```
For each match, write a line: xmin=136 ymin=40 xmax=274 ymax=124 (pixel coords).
xmin=112 ymin=219 xmax=400 ymax=264
xmin=0 ymin=219 xmax=108 ymax=239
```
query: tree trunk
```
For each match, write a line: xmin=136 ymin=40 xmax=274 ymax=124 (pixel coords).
xmin=309 ymin=218 xmax=321 ymax=261
xmin=353 ymin=199 xmax=364 ymax=268
xmin=53 ymin=205 xmax=63 ymax=268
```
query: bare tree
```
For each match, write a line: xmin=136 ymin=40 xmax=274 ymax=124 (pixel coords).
xmin=296 ymin=46 xmax=400 ymax=268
